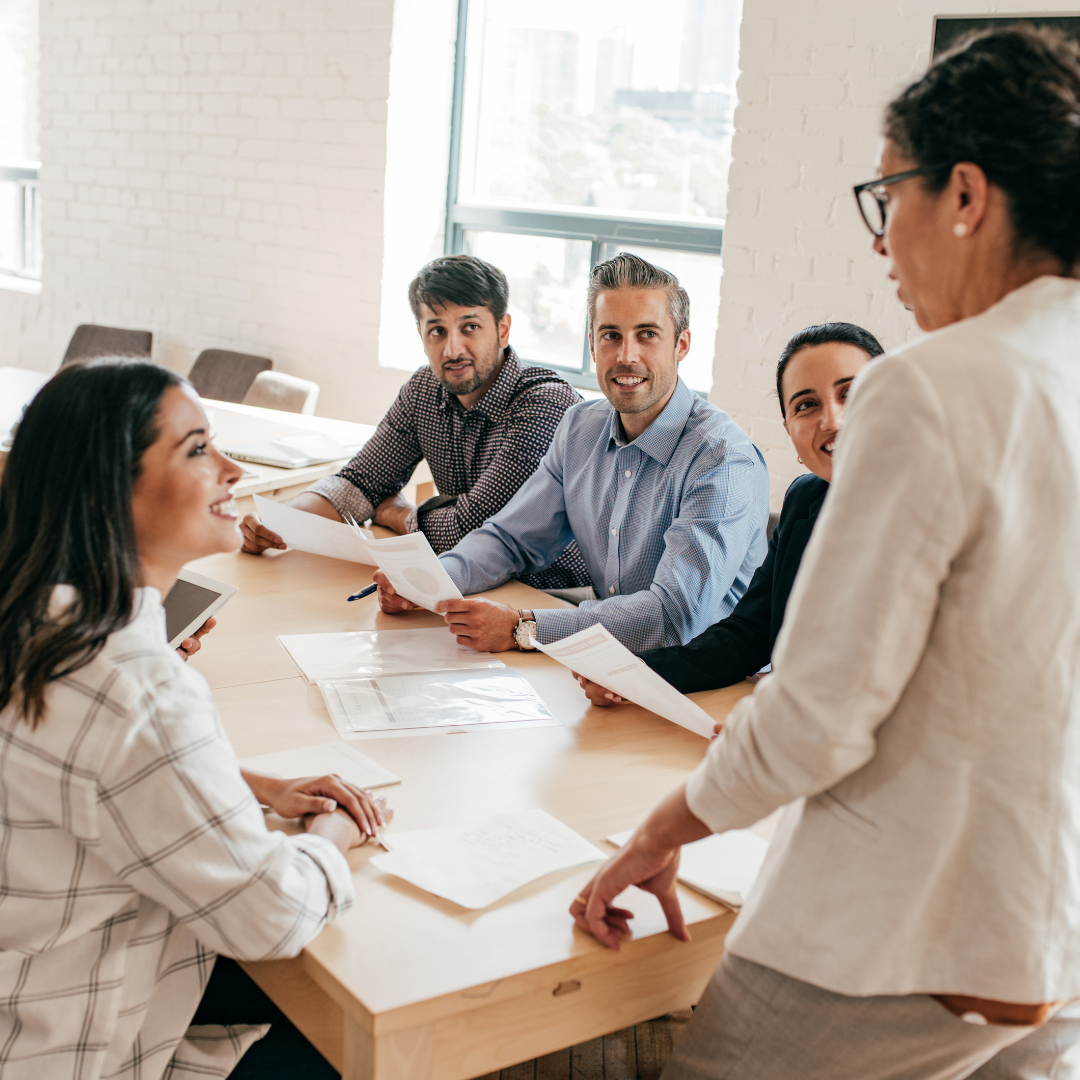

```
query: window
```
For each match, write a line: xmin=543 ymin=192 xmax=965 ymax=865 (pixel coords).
xmin=446 ymin=0 xmax=742 ymax=392
xmin=0 ymin=0 xmax=41 ymax=284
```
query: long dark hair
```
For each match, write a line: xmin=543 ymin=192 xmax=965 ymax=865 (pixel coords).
xmin=776 ymin=322 xmax=884 ymax=418
xmin=0 ymin=360 xmax=182 ymax=725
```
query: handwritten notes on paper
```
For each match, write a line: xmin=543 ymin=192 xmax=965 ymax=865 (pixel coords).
xmin=608 ymin=828 xmax=768 ymax=909
xmin=532 ymin=624 xmax=716 ymax=739
xmin=372 ymin=809 xmax=607 ymax=909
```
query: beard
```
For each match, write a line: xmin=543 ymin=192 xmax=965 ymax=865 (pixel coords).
xmin=435 ymin=347 xmax=503 ymax=397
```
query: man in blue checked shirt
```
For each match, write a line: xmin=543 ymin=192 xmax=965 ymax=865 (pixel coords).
xmin=374 ymin=252 xmax=770 ymax=655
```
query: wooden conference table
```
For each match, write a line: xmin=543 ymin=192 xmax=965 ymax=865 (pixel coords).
xmin=188 ymin=545 xmax=755 ymax=1080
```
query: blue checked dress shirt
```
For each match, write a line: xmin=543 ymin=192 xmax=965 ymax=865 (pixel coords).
xmin=439 ymin=378 xmax=770 ymax=653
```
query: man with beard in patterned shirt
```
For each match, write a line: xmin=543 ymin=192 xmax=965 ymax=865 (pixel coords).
xmin=240 ymin=255 xmax=592 ymax=593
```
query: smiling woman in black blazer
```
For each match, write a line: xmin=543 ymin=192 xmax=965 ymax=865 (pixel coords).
xmin=576 ymin=322 xmax=884 ymax=703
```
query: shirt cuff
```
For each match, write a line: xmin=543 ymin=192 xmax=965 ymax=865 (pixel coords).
xmin=533 ymin=608 xmax=582 ymax=645
xmin=306 ymin=475 xmax=375 ymax=525
xmin=405 ymin=508 xmax=419 ymax=534
xmin=287 ymin=832 xmax=356 ymax=918
xmin=684 ymin=695 xmax=758 ymax=835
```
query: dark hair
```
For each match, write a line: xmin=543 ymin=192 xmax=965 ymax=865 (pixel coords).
xmin=776 ymin=323 xmax=885 ymax=418
xmin=884 ymin=25 xmax=1080 ymax=269
xmin=407 ymin=254 xmax=510 ymax=323
xmin=0 ymin=360 xmax=182 ymax=726
xmin=587 ymin=252 xmax=690 ymax=336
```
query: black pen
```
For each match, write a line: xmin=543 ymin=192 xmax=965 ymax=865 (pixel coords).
xmin=347 ymin=584 xmax=378 ymax=602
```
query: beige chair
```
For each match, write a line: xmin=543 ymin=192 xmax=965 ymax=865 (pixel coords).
xmin=61 ymin=324 xmax=153 ymax=367
xmin=242 ymin=370 xmax=320 ymax=415
xmin=187 ymin=349 xmax=272 ymax=403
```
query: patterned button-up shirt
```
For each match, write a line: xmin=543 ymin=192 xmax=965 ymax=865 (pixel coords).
xmin=308 ymin=347 xmax=591 ymax=591
xmin=439 ymin=379 xmax=771 ymax=653
xmin=0 ymin=588 xmax=354 ymax=1080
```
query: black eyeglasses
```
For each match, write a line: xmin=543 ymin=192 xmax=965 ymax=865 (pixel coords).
xmin=852 ymin=167 xmax=947 ymax=237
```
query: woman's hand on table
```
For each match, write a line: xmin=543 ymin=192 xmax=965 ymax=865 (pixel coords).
xmin=573 ymin=671 xmax=627 ymax=707
xmin=373 ymin=569 xmax=422 ymax=614
xmin=240 ymin=513 xmax=287 ymax=554
xmin=242 ymin=770 xmax=392 ymax=840
xmin=176 ymin=617 xmax=216 ymax=662
xmin=570 ymin=785 xmax=711 ymax=950
xmin=306 ymin=808 xmax=365 ymax=855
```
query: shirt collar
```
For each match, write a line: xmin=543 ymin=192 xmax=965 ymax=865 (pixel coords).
xmin=436 ymin=345 xmax=523 ymax=417
xmin=606 ymin=377 xmax=696 ymax=465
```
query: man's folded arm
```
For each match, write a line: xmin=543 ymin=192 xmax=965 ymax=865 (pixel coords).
xmin=685 ymin=359 xmax=969 ymax=833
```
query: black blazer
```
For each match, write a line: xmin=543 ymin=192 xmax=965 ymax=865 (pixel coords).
xmin=641 ymin=473 xmax=829 ymax=693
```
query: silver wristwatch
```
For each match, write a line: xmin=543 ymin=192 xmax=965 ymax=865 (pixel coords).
xmin=514 ymin=609 xmax=537 ymax=650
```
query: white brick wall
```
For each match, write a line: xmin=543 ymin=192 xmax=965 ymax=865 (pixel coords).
xmin=713 ymin=0 xmax=1061 ymax=508
xmin=0 ymin=0 xmax=409 ymax=424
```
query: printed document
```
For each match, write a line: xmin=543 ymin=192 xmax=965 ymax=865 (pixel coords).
xmin=608 ymin=828 xmax=768 ymax=909
xmin=254 ymin=494 xmax=369 ymax=563
xmin=372 ymin=808 xmax=607 ymax=909
xmin=318 ymin=669 xmax=554 ymax=734
xmin=277 ymin=627 xmax=504 ymax=683
xmin=532 ymin=624 xmax=716 ymax=738
xmin=348 ymin=527 xmax=462 ymax=610
xmin=239 ymin=740 xmax=400 ymax=790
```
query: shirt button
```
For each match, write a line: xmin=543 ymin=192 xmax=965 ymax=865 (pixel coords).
xmin=611 ymin=528 xmax=617 ymax=535
xmin=609 ymin=586 xmax=616 ymax=594
xmin=624 ymin=470 xmax=632 ymax=478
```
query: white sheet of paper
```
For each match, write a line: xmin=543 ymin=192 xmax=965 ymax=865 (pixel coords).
xmin=608 ymin=828 xmax=768 ymax=909
xmin=254 ymin=494 xmax=370 ymax=563
xmin=355 ymin=530 xmax=463 ymax=611
xmin=318 ymin=669 xmax=554 ymax=733
xmin=239 ymin=740 xmax=400 ymax=790
xmin=532 ymin=624 xmax=716 ymax=739
xmin=372 ymin=809 xmax=607 ymax=909
xmin=277 ymin=627 xmax=505 ymax=683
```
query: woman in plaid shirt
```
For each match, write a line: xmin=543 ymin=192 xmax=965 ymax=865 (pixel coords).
xmin=0 ymin=361 xmax=377 ymax=1079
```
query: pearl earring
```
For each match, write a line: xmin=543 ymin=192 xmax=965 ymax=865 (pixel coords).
xmin=953 ymin=222 xmax=968 ymax=237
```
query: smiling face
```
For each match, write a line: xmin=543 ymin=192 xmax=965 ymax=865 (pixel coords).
xmin=130 ymin=383 xmax=243 ymax=593
xmin=417 ymin=301 xmax=511 ymax=407
xmin=590 ymin=287 xmax=691 ymax=440
xmin=781 ymin=342 xmax=872 ymax=482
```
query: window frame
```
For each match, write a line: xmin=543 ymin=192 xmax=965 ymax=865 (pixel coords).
xmin=443 ymin=0 xmax=725 ymax=392
xmin=0 ymin=161 xmax=41 ymax=282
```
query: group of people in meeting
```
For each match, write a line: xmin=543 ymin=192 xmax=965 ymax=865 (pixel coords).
xmin=2 ymin=24 xmax=1080 ymax=1080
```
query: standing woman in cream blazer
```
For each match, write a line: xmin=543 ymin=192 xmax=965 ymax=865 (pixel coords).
xmin=572 ymin=26 xmax=1080 ymax=1080
xmin=0 ymin=361 xmax=386 ymax=1079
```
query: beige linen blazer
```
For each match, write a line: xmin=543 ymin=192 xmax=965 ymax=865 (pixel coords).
xmin=687 ymin=276 xmax=1080 ymax=1001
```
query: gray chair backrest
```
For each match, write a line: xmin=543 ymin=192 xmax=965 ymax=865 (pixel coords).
xmin=61 ymin=324 xmax=153 ymax=367
xmin=188 ymin=349 xmax=272 ymax=403
xmin=242 ymin=370 xmax=320 ymax=415
xmin=766 ymin=511 xmax=781 ymax=544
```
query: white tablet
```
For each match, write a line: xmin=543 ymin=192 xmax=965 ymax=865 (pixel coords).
xmin=163 ymin=568 xmax=239 ymax=649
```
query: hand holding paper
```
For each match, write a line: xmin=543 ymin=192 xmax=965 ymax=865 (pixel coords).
xmin=253 ymin=494 xmax=369 ymax=563
xmin=532 ymin=624 xmax=716 ymax=739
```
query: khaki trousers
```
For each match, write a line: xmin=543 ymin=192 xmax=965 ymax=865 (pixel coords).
xmin=661 ymin=953 xmax=1080 ymax=1080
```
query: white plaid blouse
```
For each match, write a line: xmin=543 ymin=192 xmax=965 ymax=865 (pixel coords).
xmin=0 ymin=588 xmax=354 ymax=1079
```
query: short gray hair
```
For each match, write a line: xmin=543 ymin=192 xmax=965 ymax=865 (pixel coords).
xmin=586 ymin=252 xmax=690 ymax=337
